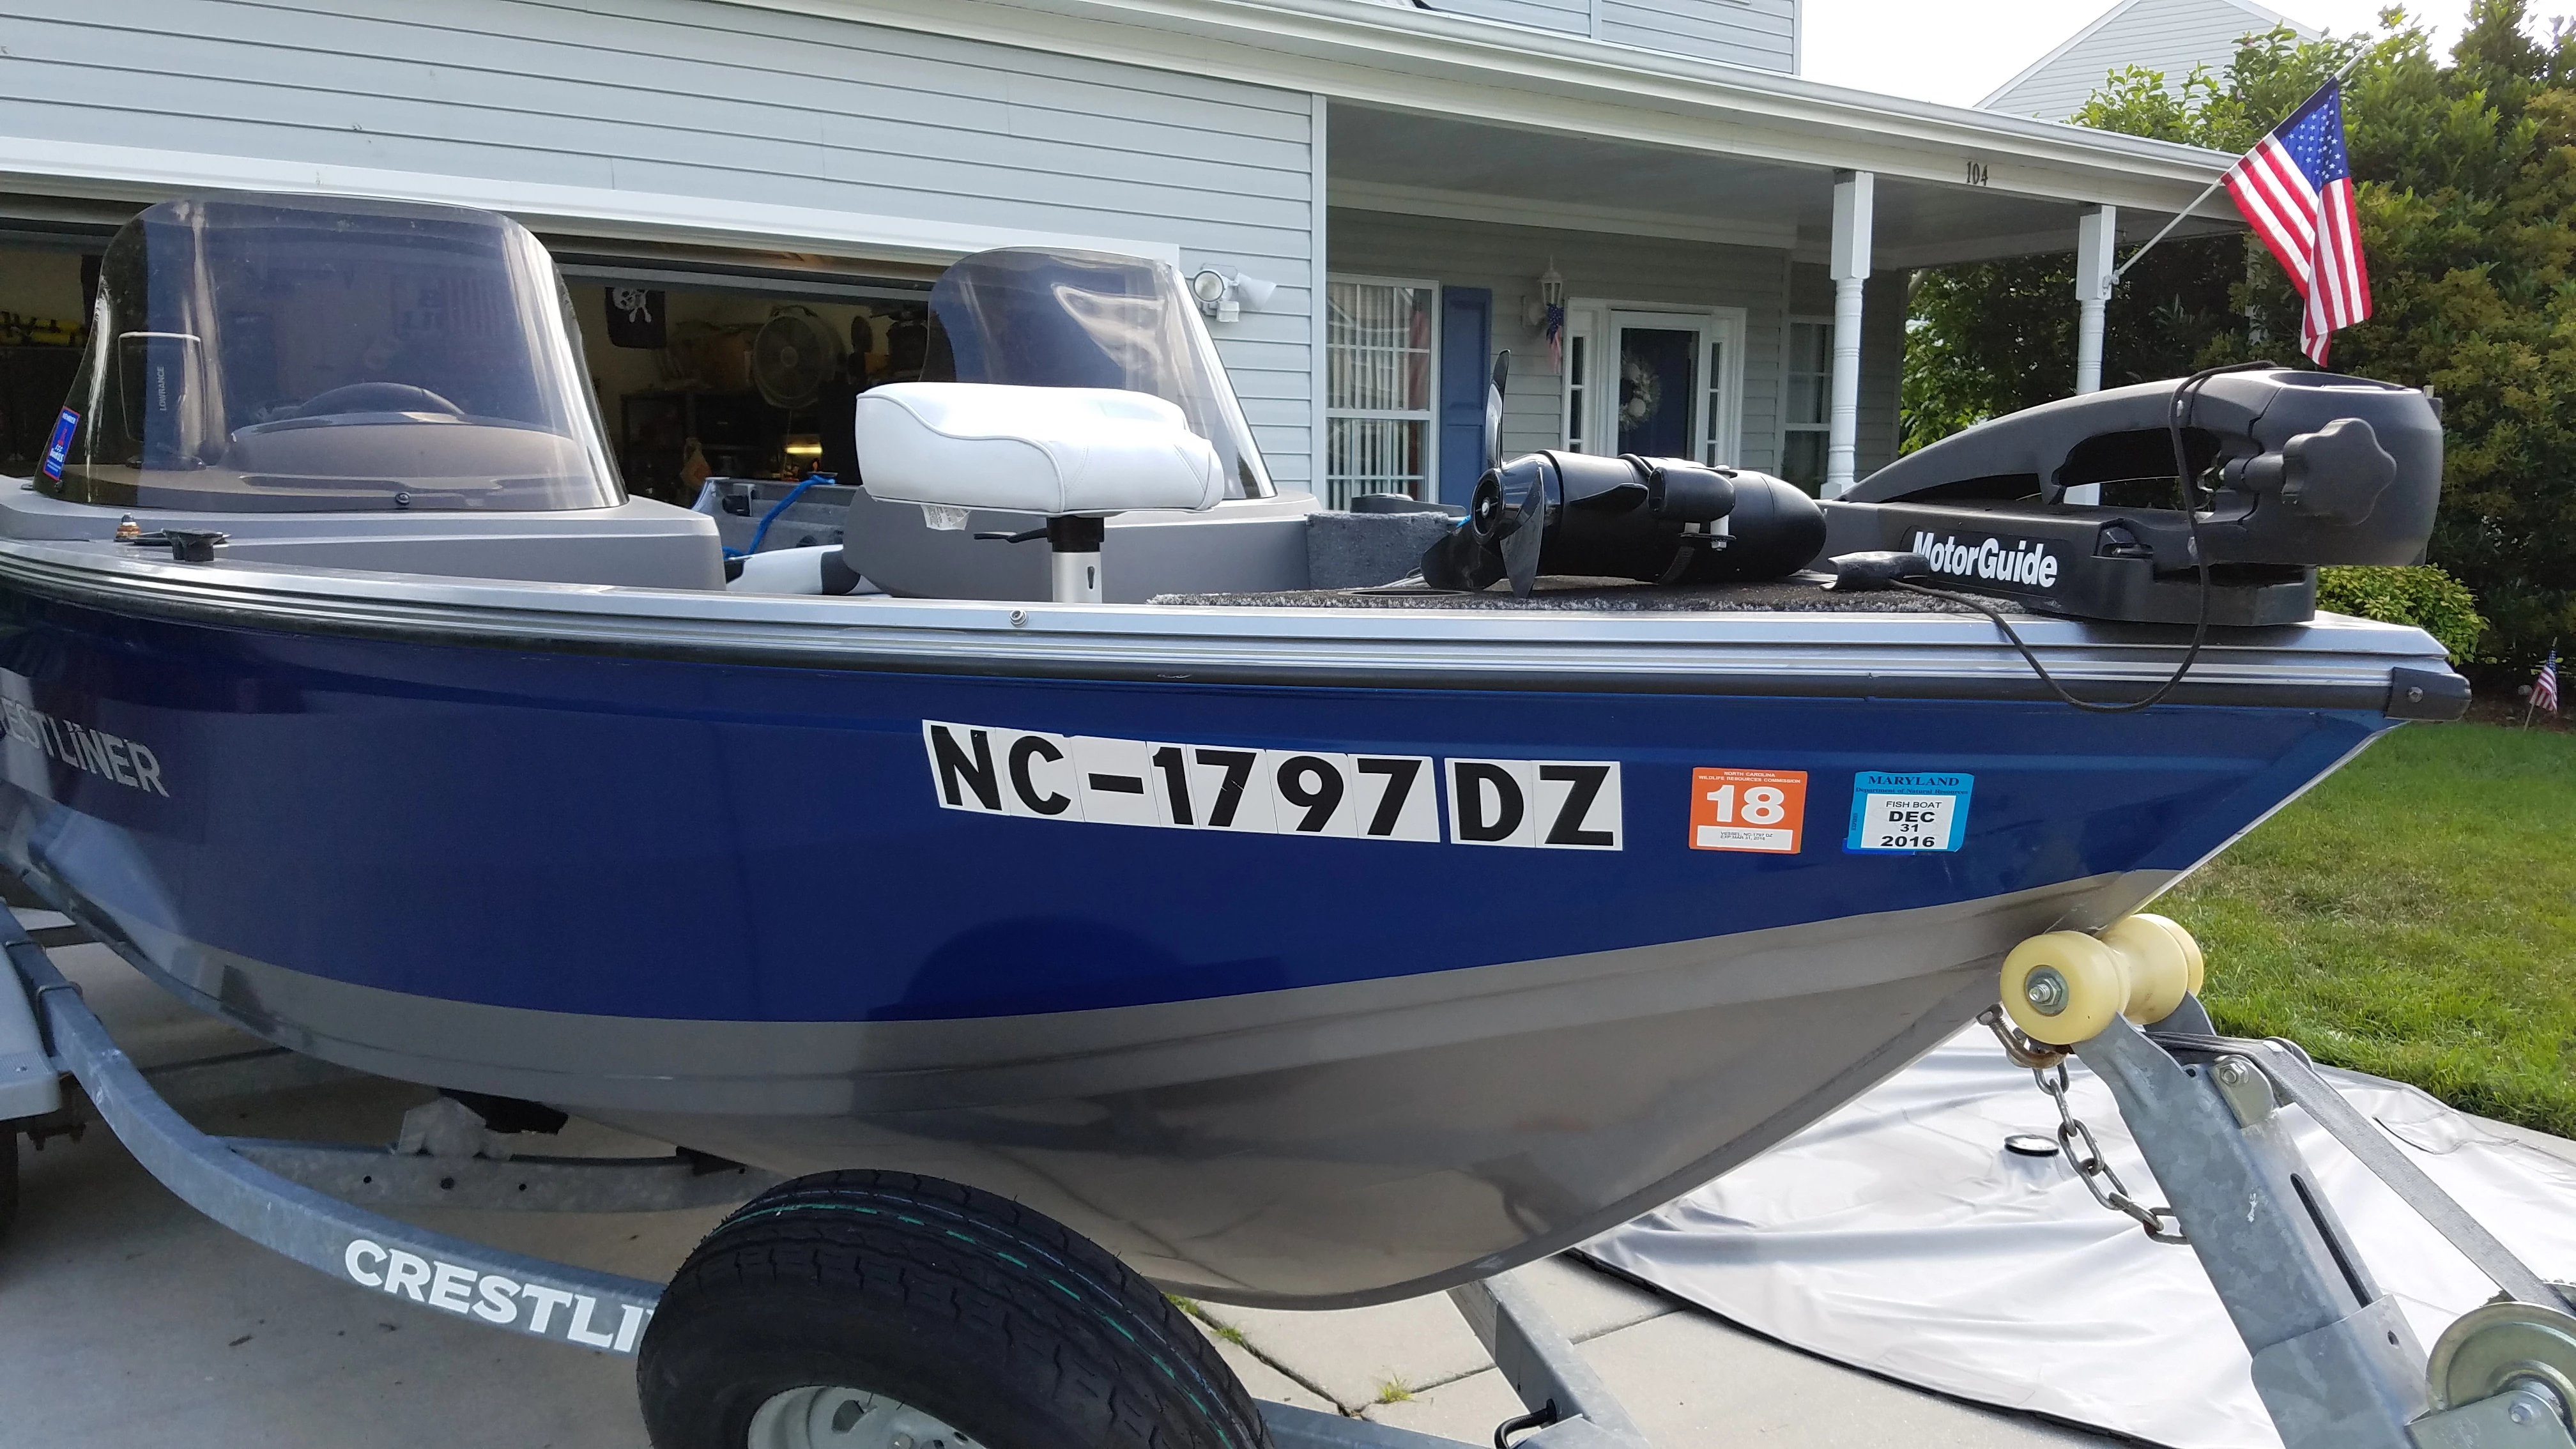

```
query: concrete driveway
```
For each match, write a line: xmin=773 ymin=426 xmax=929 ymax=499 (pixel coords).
xmin=0 ymin=927 xmax=2120 ymax=1449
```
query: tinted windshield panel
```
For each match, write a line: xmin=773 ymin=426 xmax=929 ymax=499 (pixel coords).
xmin=924 ymin=249 xmax=1273 ymax=499
xmin=41 ymin=194 xmax=622 ymax=512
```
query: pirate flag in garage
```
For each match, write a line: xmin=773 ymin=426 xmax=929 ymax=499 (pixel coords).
xmin=604 ymin=286 xmax=667 ymax=349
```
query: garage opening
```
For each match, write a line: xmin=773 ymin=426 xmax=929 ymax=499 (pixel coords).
xmin=0 ymin=196 xmax=945 ymax=509
xmin=551 ymin=245 xmax=939 ymax=504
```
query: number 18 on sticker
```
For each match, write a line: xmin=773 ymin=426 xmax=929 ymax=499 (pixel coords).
xmin=1846 ymin=771 xmax=1974 ymax=852
xmin=1689 ymin=768 xmax=1806 ymax=854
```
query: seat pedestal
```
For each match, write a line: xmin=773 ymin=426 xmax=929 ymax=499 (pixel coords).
xmin=1047 ymin=516 xmax=1107 ymax=604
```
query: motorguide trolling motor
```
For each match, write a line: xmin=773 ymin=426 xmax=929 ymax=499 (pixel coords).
xmin=1420 ymin=353 xmax=1827 ymax=594
xmin=1420 ymin=449 xmax=1826 ymax=594
xmin=1820 ymin=369 xmax=2445 ymax=625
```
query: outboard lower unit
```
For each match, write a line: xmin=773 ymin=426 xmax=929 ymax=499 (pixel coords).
xmin=1820 ymin=369 xmax=2444 ymax=625
xmin=1422 ymin=450 xmax=1826 ymax=594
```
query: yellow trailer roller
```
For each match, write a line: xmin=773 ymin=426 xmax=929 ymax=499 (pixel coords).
xmin=1999 ymin=914 xmax=2205 ymax=1046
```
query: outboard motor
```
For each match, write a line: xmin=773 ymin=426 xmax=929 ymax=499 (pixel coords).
xmin=1821 ymin=369 xmax=2444 ymax=625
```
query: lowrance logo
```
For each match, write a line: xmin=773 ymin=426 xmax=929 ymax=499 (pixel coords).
xmin=1912 ymin=530 xmax=2060 ymax=590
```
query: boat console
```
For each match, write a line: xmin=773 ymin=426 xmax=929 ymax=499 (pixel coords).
xmin=13 ymin=194 xmax=721 ymax=588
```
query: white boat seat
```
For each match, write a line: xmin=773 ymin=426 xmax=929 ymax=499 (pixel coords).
xmin=852 ymin=383 xmax=1224 ymax=517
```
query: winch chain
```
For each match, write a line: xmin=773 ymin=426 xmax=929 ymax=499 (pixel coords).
xmin=2031 ymin=1062 xmax=2188 ymax=1243
xmin=1975 ymin=1004 xmax=2186 ymax=1241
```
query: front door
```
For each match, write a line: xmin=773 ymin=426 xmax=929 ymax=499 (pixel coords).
xmin=1566 ymin=307 xmax=1739 ymax=466
xmin=1611 ymin=312 xmax=1703 ymax=459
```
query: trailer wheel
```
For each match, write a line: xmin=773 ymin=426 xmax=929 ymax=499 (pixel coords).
xmin=638 ymin=1170 xmax=1270 ymax=1449
xmin=0 ymin=1126 xmax=16 ymax=1243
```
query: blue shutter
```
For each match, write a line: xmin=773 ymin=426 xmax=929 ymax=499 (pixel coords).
xmin=1437 ymin=288 xmax=1494 ymax=507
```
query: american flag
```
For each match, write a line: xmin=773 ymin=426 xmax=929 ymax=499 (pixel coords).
xmin=2537 ymin=648 xmax=2560 ymax=714
xmin=2224 ymin=80 xmax=2373 ymax=365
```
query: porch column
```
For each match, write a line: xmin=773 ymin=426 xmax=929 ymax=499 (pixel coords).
xmin=2074 ymin=204 xmax=2116 ymax=394
xmin=2067 ymin=204 xmax=2117 ymax=505
xmin=1824 ymin=170 xmax=1872 ymax=498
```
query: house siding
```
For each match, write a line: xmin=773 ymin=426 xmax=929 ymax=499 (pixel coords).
xmin=1982 ymin=0 xmax=2307 ymax=121
xmin=1599 ymin=0 xmax=1797 ymax=73
xmin=1427 ymin=0 xmax=1595 ymax=36
xmin=1330 ymin=208 xmax=1792 ymax=473
xmin=0 ymin=0 xmax=1322 ymax=484
xmin=1430 ymin=0 xmax=1799 ymax=73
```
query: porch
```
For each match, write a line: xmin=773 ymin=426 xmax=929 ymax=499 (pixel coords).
xmin=1310 ymin=98 xmax=2242 ymax=509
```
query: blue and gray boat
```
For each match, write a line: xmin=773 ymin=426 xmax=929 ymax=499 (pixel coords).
xmin=0 ymin=194 xmax=2460 ymax=1315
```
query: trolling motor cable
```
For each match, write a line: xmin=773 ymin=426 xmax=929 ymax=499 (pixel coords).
xmin=1881 ymin=360 xmax=2278 ymax=714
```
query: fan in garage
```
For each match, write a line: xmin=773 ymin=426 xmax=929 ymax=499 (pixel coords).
xmin=751 ymin=305 xmax=845 ymax=411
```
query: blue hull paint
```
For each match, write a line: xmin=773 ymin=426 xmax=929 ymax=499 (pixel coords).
xmin=0 ymin=589 xmax=2384 ymax=1027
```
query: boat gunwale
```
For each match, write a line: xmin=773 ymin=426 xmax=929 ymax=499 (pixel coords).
xmin=0 ymin=537 xmax=2448 ymax=707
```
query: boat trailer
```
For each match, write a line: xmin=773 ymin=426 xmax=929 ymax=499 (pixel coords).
xmin=6 ymin=900 xmax=2574 ymax=1449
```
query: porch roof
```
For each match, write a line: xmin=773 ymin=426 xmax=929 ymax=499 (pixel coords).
xmin=766 ymin=0 xmax=2247 ymax=263
xmin=1326 ymin=104 xmax=2235 ymax=268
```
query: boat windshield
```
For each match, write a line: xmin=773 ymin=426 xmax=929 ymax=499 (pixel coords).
xmin=39 ymin=194 xmax=622 ymax=513
xmin=923 ymin=249 xmax=1275 ymax=499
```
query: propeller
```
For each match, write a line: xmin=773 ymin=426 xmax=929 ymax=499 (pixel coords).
xmin=1485 ymin=351 xmax=1510 ymax=473
xmin=1501 ymin=464 xmax=1545 ymax=597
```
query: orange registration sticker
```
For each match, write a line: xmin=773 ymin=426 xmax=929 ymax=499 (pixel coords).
xmin=1688 ymin=768 xmax=1807 ymax=854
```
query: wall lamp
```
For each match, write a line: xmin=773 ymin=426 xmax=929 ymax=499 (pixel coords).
xmin=1188 ymin=267 xmax=1277 ymax=323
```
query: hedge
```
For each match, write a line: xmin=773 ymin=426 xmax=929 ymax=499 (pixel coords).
xmin=2315 ymin=564 xmax=2487 ymax=661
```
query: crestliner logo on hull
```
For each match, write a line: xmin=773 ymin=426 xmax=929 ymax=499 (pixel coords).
xmin=1912 ymin=530 xmax=2060 ymax=590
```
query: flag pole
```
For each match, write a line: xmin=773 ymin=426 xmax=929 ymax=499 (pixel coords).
xmin=2112 ymin=174 xmax=2230 ymax=282
xmin=2110 ymin=47 xmax=2373 ymax=284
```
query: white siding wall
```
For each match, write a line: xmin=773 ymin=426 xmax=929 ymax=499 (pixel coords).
xmin=1430 ymin=0 xmax=1595 ymax=34
xmin=1982 ymin=0 xmax=2308 ymax=120
xmin=1788 ymin=263 xmax=1908 ymax=479
xmin=1432 ymin=0 xmax=1800 ymax=73
xmin=1599 ymin=0 xmax=1797 ymax=73
xmin=0 ymin=0 xmax=1322 ymax=484
xmin=1330 ymin=209 xmax=1791 ymax=471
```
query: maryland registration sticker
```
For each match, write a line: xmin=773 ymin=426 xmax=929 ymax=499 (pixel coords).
xmin=1845 ymin=771 xmax=1974 ymax=853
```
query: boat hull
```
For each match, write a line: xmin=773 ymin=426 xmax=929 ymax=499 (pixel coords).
xmin=0 ymin=548 xmax=2419 ymax=1303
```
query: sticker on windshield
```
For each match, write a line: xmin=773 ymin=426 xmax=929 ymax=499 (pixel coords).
xmin=1846 ymin=771 xmax=1973 ymax=853
xmin=40 ymin=408 xmax=76 ymax=481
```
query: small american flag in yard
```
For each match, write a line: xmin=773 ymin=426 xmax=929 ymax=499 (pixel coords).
xmin=2225 ymin=80 xmax=2373 ymax=365
xmin=2537 ymin=649 xmax=2560 ymax=714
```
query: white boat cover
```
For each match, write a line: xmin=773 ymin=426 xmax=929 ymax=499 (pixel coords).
xmin=1583 ymin=1027 xmax=2576 ymax=1449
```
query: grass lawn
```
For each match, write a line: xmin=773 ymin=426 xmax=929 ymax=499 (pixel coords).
xmin=2163 ymin=719 xmax=2576 ymax=1138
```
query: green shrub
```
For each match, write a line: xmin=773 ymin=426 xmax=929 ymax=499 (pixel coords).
xmin=2315 ymin=564 xmax=2486 ymax=661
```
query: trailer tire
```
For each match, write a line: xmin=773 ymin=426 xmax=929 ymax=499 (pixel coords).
xmin=638 ymin=1169 xmax=1271 ymax=1449
xmin=0 ymin=1126 xmax=15 ymax=1244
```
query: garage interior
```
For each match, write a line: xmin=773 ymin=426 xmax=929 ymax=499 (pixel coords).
xmin=0 ymin=199 xmax=943 ymax=505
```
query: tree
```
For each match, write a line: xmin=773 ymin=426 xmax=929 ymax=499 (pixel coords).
xmin=1902 ymin=3 xmax=2576 ymax=669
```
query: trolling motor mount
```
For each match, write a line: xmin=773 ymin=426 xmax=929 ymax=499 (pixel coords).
xmin=1819 ymin=369 xmax=2444 ymax=626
